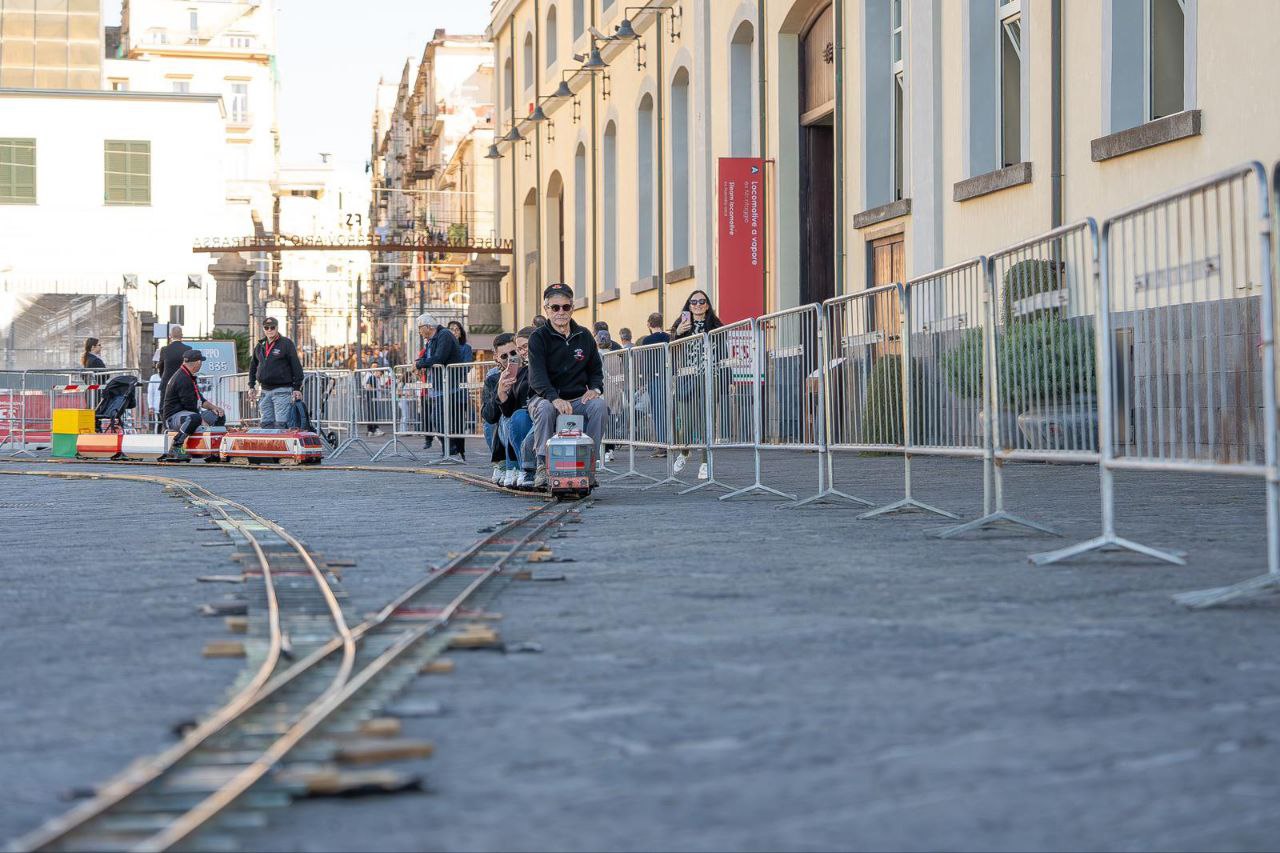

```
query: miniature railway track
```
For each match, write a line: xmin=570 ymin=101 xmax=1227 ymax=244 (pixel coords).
xmin=4 ymin=469 xmax=580 ymax=852
xmin=1 ymin=457 xmax=546 ymax=498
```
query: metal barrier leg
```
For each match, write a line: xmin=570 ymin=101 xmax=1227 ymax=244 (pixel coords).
xmin=788 ymin=450 xmax=874 ymax=508
xmin=720 ymin=447 xmax=796 ymax=502
xmin=1029 ymin=467 xmax=1185 ymax=566
xmin=857 ymin=455 xmax=960 ymax=520
xmin=931 ymin=461 xmax=1058 ymax=538
xmin=678 ymin=447 xmax=735 ymax=495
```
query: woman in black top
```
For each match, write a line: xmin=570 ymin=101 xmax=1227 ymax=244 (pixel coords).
xmin=670 ymin=290 xmax=723 ymax=480
xmin=81 ymin=337 xmax=106 ymax=369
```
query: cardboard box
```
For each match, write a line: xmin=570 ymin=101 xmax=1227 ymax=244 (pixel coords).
xmin=52 ymin=409 xmax=96 ymax=435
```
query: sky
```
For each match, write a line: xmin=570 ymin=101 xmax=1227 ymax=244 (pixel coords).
xmin=102 ymin=1 xmax=490 ymax=173
xmin=275 ymin=0 xmax=489 ymax=172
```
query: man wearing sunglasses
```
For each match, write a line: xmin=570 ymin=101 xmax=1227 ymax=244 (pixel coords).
xmin=247 ymin=317 xmax=304 ymax=429
xmin=525 ymin=283 xmax=607 ymax=489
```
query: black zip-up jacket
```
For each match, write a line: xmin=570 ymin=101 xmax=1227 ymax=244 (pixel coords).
xmin=497 ymin=365 xmax=533 ymax=418
xmin=249 ymin=335 xmax=304 ymax=390
xmin=414 ymin=326 xmax=461 ymax=370
xmin=161 ymin=365 xmax=204 ymax=420
xmin=480 ymin=368 xmax=503 ymax=425
xmin=157 ymin=341 xmax=192 ymax=391
xmin=526 ymin=321 xmax=604 ymax=403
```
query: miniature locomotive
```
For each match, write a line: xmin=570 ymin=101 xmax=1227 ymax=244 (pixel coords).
xmin=218 ymin=428 xmax=325 ymax=466
xmin=546 ymin=415 xmax=596 ymax=500
xmin=74 ymin=427 xmax=324 ymax=465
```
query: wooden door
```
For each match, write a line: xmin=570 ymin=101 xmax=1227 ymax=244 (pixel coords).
xmin=869 ymin=234 xmax=905 ymax=354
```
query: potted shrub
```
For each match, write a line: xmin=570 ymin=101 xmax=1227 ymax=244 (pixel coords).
xmin=938 ymin=326 xmax=1021 ymax=449
xmin=862 ymin=354 xmax=924 ymax=448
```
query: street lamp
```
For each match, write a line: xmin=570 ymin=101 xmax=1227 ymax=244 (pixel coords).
xmin=148 ymin=279 xmax=166 ymax=325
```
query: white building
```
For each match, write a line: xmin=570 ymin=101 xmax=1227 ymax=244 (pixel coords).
xmin=107 ymin=0 xmax=280 ymax=226
xmin=0 ymin=87 xmax=231 ymax=361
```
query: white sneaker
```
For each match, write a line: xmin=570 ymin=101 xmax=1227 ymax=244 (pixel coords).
xmin=596 ymin=459 xmax=604 ymax=472
xmin=514 ymin=471 xmax=532 ymax=489
xmin=491 ymin=465 xmax=504 ymax=483
xmin=697 ymin=462 xmax=708 ymax=480
xmin=672 ymin=452 xmax=688 ymax=474
xmin=503 ymin=469 xmax=518 ymax=487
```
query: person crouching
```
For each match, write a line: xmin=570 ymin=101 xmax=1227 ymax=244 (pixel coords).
xmin=525 ymin=283 xmax=607 ymax=489
xmin=160 ymin=350 xmax=225 ymax=462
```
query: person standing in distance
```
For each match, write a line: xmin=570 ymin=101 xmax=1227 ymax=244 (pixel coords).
xmin=526 ymin=283 xmax=607 ymax=489
xmin=247 ymin=317 xmax=304 ymax=428
xmin=155 ymin=325 xmax=191 ymax=423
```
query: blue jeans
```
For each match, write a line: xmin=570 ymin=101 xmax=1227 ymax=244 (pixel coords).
xmin=258 ymin=387 xmax=293 ymax=428
xmin=504 ymin=410 xmax=532 ymax=470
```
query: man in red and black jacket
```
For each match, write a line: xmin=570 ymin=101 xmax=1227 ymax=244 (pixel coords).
xmin=247 ymin=317 xmax=304 ymax=428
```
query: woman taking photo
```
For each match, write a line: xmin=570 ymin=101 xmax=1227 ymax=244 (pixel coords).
xmin=670 ymin=290 xmax=722 ymax=480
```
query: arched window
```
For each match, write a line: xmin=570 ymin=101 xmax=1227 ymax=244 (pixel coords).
xmin=502 ymin=56 xmax=514 ymax=119
xmin=730 ymin=21 xmax=755 ymax=155
xmin=572 ymin=0 xmax=585 ymax=41
xmin=670 ymin=68 xmax=691 ymax=269
xmin=522 ymin=31 xmax=534 ymax=93
xmin=636 ymin=94 xmax=655 ymax=280
xmin=545 ymin=5 xmax=558 ymax=68
xmin=545 ymin=171 xmax=565 ymax=283
xmin=574 ymin=144 xmax=588 ymax=289
xmin=603 ymin=122 xmax=618 ymax=294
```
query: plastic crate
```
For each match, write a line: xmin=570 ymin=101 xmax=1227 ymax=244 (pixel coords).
xmin=51 ymin=433 xmax=80 ymax=458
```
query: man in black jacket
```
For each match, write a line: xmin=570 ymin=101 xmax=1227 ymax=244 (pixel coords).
xmin=154 ymin=325 xmax=191 ymax=424
xmin=414 ymin=312 xmax=465 ymax=458
xmin=159 ymin=350 xmax=225 ymax=462
xmin=525 ymin=283 xmax=606 ymax=488
xmin=247 ymin=317 xmax=304 ymax=428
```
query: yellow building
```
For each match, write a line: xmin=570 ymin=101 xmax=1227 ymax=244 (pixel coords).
xmin=487 ymin=0 xmax=1280 ymax=332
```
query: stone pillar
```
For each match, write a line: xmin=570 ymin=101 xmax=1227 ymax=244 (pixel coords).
xmin=463 ymin=253 xmax=510 ymax=334
xmin=209 ymin=253 xmax=254 ymax=335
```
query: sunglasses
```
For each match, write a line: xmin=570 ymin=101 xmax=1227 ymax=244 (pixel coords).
xmin=545 ymin=303 xmax=573 ymax=313
xmin=263 ymin=324 xmax=278 ymax=330
xmin=496 ymin=351 xmax=515 ymax=360
xmin=688 ymin=298 xmax=708 ymax=306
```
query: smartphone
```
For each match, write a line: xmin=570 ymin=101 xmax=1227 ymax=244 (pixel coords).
xmin=680 ymin=311 xmax=691 ymax=325
xmin=504 ymin=356 xmax=521 ymax=376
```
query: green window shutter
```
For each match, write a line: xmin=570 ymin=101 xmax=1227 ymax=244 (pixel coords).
xmin=0 ymin=138 xmax=36 ymax=204
xmin=104 ymin=140 xmax=150 ymax=206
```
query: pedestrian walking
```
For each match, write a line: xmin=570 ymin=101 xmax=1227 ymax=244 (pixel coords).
xmin=247 ymin=317 xmax=304 ymax=428
xmin=524 ymin=284 xmax=607 ymax=490
xmin=414 ymin=312 xmax=466 ymax=459
xmin=159 ymin=351 xmax=225 ymax=462
xmin=670 ymin=290 xmax=723 ymax=480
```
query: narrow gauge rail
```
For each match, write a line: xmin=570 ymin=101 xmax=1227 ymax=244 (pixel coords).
xmin=5 ymin=469 xmax=578 ymax=852
xmin=1 ymin=469 xmax=354 ymax=853
xmin=4 ymin=457 xmax=546 ymax=498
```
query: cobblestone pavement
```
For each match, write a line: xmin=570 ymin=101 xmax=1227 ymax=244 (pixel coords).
xmin=2 ymin=443 xmax=1278 ymax=851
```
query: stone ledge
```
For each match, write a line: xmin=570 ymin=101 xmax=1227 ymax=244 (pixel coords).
xmin=1091 ymin=110 xmax=1202 ymax=162
xmin=630 ymin=275 xmax=659 ymax=295
xmin=664 ymin=265 xmax=695 ymax=285
xmin=853 ymin=198 xmax=912 ymax=229
xmin=599 ymin=287 xmax=620 ymax=303
xmin=573 ymin=297 xmax=588 ymax=310
xmin=954 ymin=162 xmax=1033 ymax=202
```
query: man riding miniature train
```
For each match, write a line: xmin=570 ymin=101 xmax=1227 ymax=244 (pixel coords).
xmin=159 ymin=350 xmax=225 ymax=462
xmin=516 ymin=283 xmax=607 ymax=490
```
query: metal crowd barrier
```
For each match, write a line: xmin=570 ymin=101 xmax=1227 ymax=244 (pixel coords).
xmin=669 ymin=333 xmax=730 ymax=494
xmin=444 ymin=360 xmax=494 ymax=453
xmin=1038 ymin=164 xmax=1273 ymax=577
xmin=600 ymin=348 xmax=633 ymax=477
xmin=713 ymin=318 xmax=792 ymax=501
xmin=619 ymin=341 xmax=668 ymax=485
xmin=755 ymin=305 xmax=822 ymax=503
xmin=1 ymin=368 xmax=144 ymax=455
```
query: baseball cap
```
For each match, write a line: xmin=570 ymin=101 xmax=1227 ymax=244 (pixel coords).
xmin=182 ymin=350 xmax=206 ymax=363
xmin=542 ymin=283 xmax=573 ymax=301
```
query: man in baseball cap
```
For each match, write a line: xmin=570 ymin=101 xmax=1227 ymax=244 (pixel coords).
xmin=159 ymin=349 xmax=225 ymax=461
xmin=523 ymin=283 xmax=607 ymax=488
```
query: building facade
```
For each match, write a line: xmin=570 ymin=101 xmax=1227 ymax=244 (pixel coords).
xmin=487 ymin=0 xmax=1280 ymax=331
xmin=0 ymin=87 xmax=229 ymax=364
xmin=0 ymin=0 xmax=102 ymax=89
xmin=369 ymin=30 xmax=495 ymax=351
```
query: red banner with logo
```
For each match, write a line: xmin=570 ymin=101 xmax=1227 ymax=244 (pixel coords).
xmin=717 ymin=157 xmax=766 ymax=324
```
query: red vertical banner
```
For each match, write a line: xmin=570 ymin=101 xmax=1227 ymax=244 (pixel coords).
xmin=716 ymin=157 xmax=766 ymax=324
